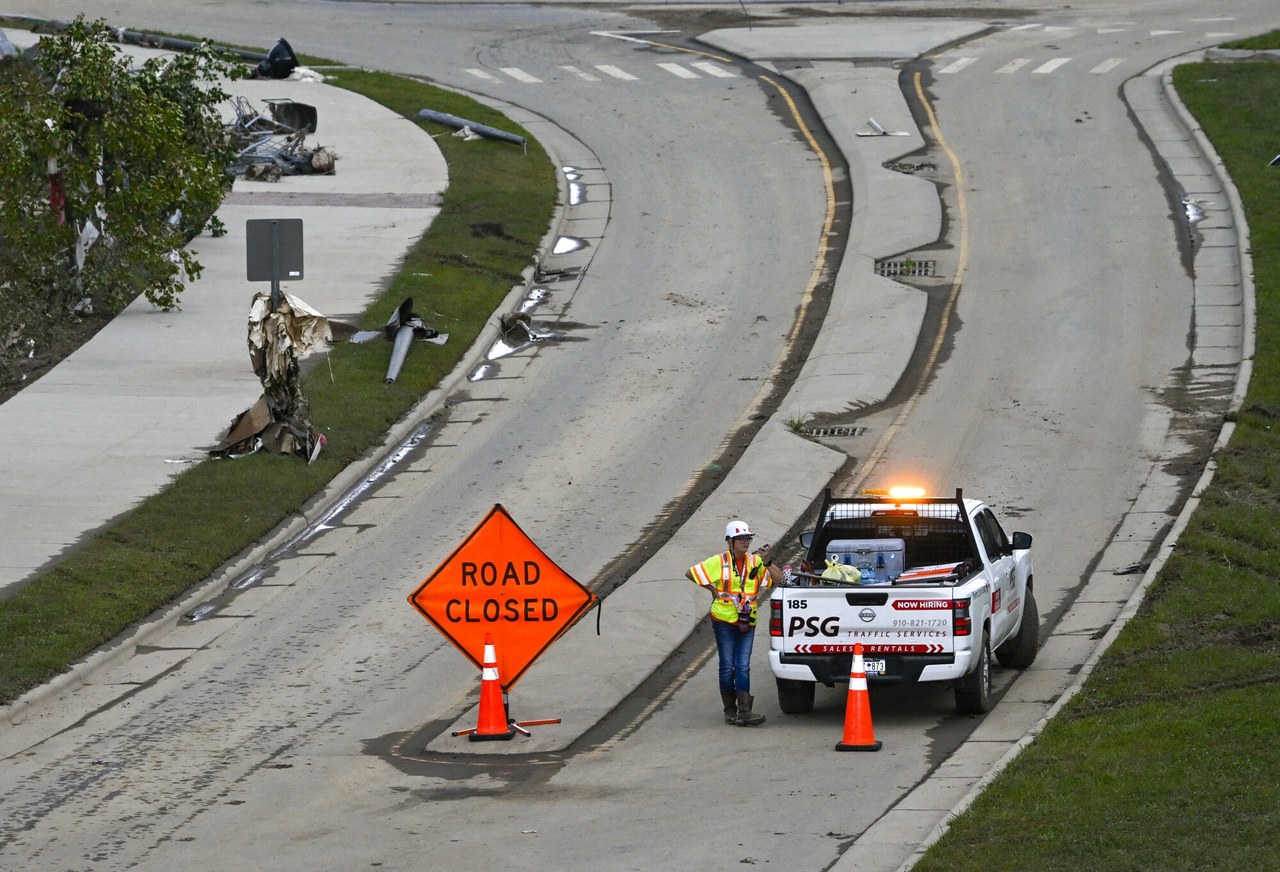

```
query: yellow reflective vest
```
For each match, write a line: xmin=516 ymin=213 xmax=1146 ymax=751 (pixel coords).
xmin=688 ymin=551 xmax=769 ymax=625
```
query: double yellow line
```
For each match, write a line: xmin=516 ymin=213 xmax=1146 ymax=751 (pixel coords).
xmin=850 ymin=72 xmax=969 ymax=490
xmin=751 ymin=64 xmax=969 ymax=491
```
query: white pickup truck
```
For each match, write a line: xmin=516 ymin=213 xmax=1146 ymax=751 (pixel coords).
xmin=768 ymin=488 xmax=1039 ymax=715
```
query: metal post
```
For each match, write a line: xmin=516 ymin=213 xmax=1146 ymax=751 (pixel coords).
xmin=269 ymin=220 xmax=281 ymax=310
xmin=385 ymin=325 xmax=415 ymax=383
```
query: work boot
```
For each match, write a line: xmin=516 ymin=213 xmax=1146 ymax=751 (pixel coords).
xmin=720 ymin=689 xmax=738 ymax=725
xmin=735 ymin=691 xmax=766 ymax=726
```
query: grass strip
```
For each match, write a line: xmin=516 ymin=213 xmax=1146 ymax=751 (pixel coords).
xmin=913 ymin=38 xmax=1280 ymax=872
xmin=0 ymin=66 xmax=556 ymax=705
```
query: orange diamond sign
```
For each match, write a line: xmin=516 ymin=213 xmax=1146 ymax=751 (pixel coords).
xmin=408 ymin=504 xmax=598 ymax=690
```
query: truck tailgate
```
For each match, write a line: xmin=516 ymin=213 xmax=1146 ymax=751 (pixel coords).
xmin=776 ymin=587 xmax=959 ymax=658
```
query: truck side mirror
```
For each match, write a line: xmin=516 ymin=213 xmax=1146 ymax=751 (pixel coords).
xmin=1011 ymin=531 xmax=1032 ymax=550
xmin=799 ymin=531 xmax=814 ymax=549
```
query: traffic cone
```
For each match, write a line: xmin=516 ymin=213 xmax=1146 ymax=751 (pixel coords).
xmin=835 ymin=643 xmax=882 ymax=752
xmin=469 ymin=634 xmax=516 ymax=741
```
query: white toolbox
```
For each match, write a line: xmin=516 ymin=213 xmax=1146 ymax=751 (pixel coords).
xmin=825 ymin=538 xmax=905 ymax=584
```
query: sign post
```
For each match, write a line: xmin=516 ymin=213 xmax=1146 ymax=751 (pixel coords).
xmin=245 ymin=217 xmax=304 ymax=308
xmin=407 ymin=504 xmax=598 ymax=738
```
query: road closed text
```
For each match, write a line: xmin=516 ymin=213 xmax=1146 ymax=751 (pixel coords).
xmin=443 ymin=559 xmax=559 ymax=623
xmin=444 ymin=597 xmax=560 ymax=623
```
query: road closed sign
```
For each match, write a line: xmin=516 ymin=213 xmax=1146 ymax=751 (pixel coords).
xmin=407 ymin=504 xmax=598 ymax=690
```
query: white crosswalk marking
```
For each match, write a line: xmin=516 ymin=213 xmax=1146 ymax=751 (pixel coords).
xmin=1032 ymin=58 xmax=1072 ymax=74
xmin=465 ymin=68 xmax=502 ymax=83
xmin=938 ymin=57 xmax=979 ymax=74
xmin=595 ymin=64 xmax=638 ymax=81
xmin=995 ymin=58 xmax=1032 ymax=74
xmin=691 ymin=61 xmax=737 ymax=78
xmin=658 ymin=62 xmax=699 ymax=79
xmin=500 ymin=67 xmax=541 ymax=83
xmin=558 ymin=65 xmax=601 ymax=82
xmin=934 ymin=51 xmax=1137 ymax=79
xmin=463 ymin=61 xmax=742 ymax=86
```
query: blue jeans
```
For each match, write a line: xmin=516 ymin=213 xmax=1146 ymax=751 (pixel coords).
xmin=713 ymin=619 xmax=755 ymax=694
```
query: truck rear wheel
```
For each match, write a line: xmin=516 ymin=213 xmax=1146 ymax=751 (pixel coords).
xmin=996 ymin=586 xmax=1039 ymax=669
xmin=776 ymin=677 xmax=816 ymax=714
xmin=954 ymin=631 xmax=992 ymax=715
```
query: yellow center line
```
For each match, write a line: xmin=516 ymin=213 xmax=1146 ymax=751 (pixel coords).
xmin=851 ymin=71 xmax=968 ymax=491
xmin=759 ymin=75 xmax=837 ymax=349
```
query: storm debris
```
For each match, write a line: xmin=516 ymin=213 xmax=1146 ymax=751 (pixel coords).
xmin=378 ymin=297 xmax=446 ymax=383
xmin=210 ymin=292 xmax=330 ymax=462
xmin=225 ymin=95 xmax=337 ymax=181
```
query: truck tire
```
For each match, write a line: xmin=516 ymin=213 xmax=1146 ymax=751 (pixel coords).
xmin=954 ymin=631 xmax=992 ymax=715
xmin=996 ymin=586 xmax=1040 ymax=669
xmin=776 ymin=677 xmax=816 ymax=714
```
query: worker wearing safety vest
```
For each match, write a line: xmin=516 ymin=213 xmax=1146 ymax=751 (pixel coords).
xmin=686 ymin=519 xmax=784 ymax=726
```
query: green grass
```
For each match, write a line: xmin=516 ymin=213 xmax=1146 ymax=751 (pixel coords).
xmin=913 ymin=34 xmax=1280 ymax=872
xmin=0 ymin=66 xmax=556 ymax=704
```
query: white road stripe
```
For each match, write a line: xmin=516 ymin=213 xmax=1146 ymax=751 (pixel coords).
xmin=938 ymin=57 xmax=979 ymax=74
xmin=995 ymin=58 xmax=1032 ymax=74
xmin=1089 ymin=58 xmax=1125 ymax=74
xmin=658 ymin=62 xmax=699 ymax=79
xmin=500 ymin=67 xmax=542 ymax=83
xmin=691 ymin=61 xmax=737 ymax=78
xmin=1032 ymin=57 xmax=1072 ymax=74
xmin=595 ymin=64 xmax=638 ymax=81
xmin=465 ymin=68 xmax=502 ymax=83
xmin=558 ymin=65 xmax=601 ymax=82
xmin=591 ymin=29 xmax=679 ymax=45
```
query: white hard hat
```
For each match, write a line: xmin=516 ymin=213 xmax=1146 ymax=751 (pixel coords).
xmin=724 ymin=519 xmax=753 ymax=539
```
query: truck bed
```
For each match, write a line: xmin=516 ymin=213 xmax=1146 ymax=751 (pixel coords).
xmin=806 ymin=497 xmax=978 ymax=582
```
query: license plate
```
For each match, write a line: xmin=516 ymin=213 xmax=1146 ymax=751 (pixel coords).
xmin=863 ymin=658 xmax=886 ymax=676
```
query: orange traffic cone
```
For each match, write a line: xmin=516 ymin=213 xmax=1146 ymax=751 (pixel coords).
xmin=469 ymin=634 xmax=516 ymax=742
xmin=835 ymin=643 xmax=882 ymax=752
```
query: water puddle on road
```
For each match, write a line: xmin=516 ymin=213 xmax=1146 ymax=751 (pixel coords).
xmin=1182 ymin=196 xmax=1206 ymax=226
xmin=563 ymin=166 xmax=587 ymax=205
xmin=468 ymin=287 xmax=589 ymax=382
xmin=552 ymin=235 xmax=589 ymax=254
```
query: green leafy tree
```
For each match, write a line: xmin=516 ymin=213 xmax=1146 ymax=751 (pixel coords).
xmin=0 ymin=16 xmax=245 ymax=385
xmin=0 ymin=55 xmax=64 ymax=363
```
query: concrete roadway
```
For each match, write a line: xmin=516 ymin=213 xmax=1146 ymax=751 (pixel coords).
xmin=0 ymin=1 xmax=1269 ymax=870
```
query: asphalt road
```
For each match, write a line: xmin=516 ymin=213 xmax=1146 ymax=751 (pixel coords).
xmin=1 ymin=1 xmax=1272 ymax=870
